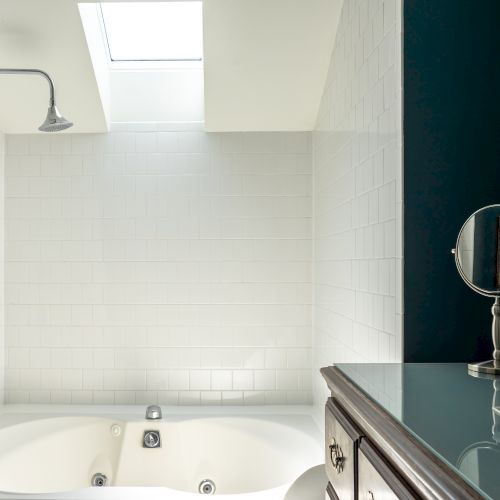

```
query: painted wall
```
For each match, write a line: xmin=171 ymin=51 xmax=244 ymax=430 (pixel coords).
xmin=79 ymin=3 xmax=111 ymax=126
xmin=4 ymin=127 xmax=312 ymax=404
xmin=203 ymin=0 xmax=341 ymax=131
xmin=404 ymin=0 xmax=500 ymax=362
xmin=312 ymin=0 xmax=403 ymax=418
xmin=110 ymin=71 xmax=204 ymax=124
xmin=0 ymin=132 xmax=4 ymax=402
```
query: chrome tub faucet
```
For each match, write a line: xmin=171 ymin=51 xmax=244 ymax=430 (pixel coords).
xmin=143 ymin=405 xmax=163 ymax=448
xmin=145 ymin=405 xmax=162 ymax=420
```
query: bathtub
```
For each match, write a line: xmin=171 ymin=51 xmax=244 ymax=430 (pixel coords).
xmin=0 ymin=406 xmax=324 ymax=499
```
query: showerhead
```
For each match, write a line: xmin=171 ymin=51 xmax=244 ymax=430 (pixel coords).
xmin=38 ymin=102 xmax=73 ymax=132
xmin=0 ymin=68 xmax=74 ymax=132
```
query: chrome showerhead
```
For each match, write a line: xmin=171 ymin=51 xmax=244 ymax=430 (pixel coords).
xmin=0 ymin=68 xmax=74 ymax=132
xmin=38 ymin=102 xmax=73 ymax=132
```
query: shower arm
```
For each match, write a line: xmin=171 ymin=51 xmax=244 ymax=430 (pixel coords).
xmin=0 ymin=68 xmax=55 ymax=105
xmin=0 ymin=67 xmax=72 ymax=132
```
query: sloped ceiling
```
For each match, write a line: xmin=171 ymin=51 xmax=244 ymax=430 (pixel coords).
xmin=0 ymin=0 xmax=341 ymax=134
xmin=203 ymin=0 xmax=341 ymax=131
xmin=0 ymin=0 xmax=108 ymax=133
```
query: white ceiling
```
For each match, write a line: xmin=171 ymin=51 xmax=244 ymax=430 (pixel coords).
xmin=0 ymin=0 xmax=342 ymax=134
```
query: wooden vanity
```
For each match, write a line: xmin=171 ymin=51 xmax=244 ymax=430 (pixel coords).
xmin=321 ymin=364 xmax=497 ymax=500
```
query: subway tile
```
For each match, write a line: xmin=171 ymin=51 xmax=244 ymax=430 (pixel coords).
xmin=7 ymin=135 xmax=29 ymax=155
xmin=178 ymin=391 xmax=200 ymax=405
xmin=200 ymin=391 xmax=221 ymax=405
xmin=61 ymin=369 xmax=83 ymax=390
xmin=232 ymin=370 xmax=253 ymax=390
xmin=189 ymin=370 xmax=211 ymax=390
xmin=5 ymin=125 xmax=314 ymax=403
xmin=312 ymin=0 xmax=402 ymax=418
xmin=221 ymin=391 xmax=243 ymax=405
xmin=254 ymin=370 xmax=276 ymax=391
xmin=276 ymin=370 xmax=298 ymax=390
xmin=211 ymin=370 xmax=232 ymax=391
xmin=71 ymin=391 xmax=93 ymax=404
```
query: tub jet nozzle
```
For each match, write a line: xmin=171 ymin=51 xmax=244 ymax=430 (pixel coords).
xmin=91 ymin=473 xmax=108 ymax=487
xmin=199 ymin=479 xmax=216 ymax=494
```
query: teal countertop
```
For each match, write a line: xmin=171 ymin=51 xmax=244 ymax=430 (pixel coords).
xmin=336 ymin=363 xmax=500 ymax=500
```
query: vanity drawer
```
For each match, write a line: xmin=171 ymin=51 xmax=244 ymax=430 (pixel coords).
xmin=358 ymin=439 xmax=418 ymax=500
xmin=325 ymin=398 xmax=363 ymax=500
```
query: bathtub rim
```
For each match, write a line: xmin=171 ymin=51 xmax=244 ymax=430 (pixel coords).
xmin=0 ymin=404 xmax=318 ymax=417
xmin=0 ymin=404 xmax=322 ymax=429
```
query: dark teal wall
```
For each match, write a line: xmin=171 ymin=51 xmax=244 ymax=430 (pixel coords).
xmin=404 ymin=0 xmax=500 ymax=361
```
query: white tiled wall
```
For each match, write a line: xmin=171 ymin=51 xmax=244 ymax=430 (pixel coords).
xmin=4 ymin=128 xmax=312 ymax=405
xmin=312 ymin=0 xmax=403 ymax=415
xmin=0 ymin=132 xmax=4 ymax=402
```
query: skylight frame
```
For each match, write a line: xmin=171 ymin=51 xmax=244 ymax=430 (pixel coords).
xmin=98 ymin=1 xmax=203 ymax=66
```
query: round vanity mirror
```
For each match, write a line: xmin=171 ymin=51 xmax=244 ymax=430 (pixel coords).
xmin=455 ymin=204 xmax=500 ymax=296
xmin=454 ymin=204 xmax=500 ymax=375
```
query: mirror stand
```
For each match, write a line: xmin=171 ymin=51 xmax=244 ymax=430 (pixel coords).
xmin=469 ymin=297 xmax=500 ymax=375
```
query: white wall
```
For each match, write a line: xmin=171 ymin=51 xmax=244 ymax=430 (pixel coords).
xmin=0 ymin=132 xmax=4 ymax=402
xmin=110 ymin=71 xmax=204 ymax=124
xmin=78 ymin=3 xmax=111 ymax=127
xmin=312 ymin=0 xmax=403 ymax=417
xmin=203 ymin=0 xmax=342 ymax=131
xmin=4 ymin=127 xmax=312 ymax=405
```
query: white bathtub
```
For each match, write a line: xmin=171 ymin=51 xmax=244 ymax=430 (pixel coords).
xmin=0 ymin=406 xmax=324 ymax=499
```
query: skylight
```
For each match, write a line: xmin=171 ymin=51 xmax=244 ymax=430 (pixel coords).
xmin=100 ymin=2 xmax=203 ymax=62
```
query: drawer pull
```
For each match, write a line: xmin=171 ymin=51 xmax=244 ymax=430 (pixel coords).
xmin=367 ymin=491 xmax=375 ymax=500
xmin=329 ymin=438 xmax=345 ymax=474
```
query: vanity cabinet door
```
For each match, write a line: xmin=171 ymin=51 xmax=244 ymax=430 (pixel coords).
xmin=358 ymin=439 xmax=419 ymax=500
xmin=325 ymin=398 xmax=363 ymax=500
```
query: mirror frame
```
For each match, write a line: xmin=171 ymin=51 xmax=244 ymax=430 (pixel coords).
xmin=454 ymin=204 xmax=500 ymax=298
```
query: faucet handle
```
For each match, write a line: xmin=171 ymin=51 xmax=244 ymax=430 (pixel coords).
xmin=145 ymin=405 xmax=162 ymax=420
